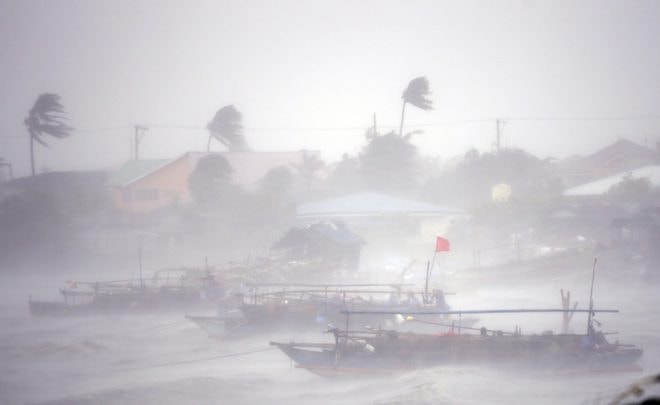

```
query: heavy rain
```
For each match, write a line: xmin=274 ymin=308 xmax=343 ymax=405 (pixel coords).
xmin=0 ymin=1 xmax=659 ymax=404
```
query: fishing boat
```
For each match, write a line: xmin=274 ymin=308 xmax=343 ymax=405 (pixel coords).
xmin=272 ymin=260 xmax=643 ymax=375
xmin=28 ymin=268 xmax=221 ymax=316
xmin=271 ymin=308 xmax=643 ymax=376
xmin=186 ymin=282 xmax=476 ymax=338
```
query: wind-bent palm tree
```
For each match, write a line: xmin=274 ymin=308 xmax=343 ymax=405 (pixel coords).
xmin=294 ymin=151 xmax=325 ymax=191
xmin=206 ymin=105 xmax=249 ymax=152
xmin=399 ymin=77 xmax=433 ymax=137
xmin=24 ymin=93 xmax=72 ymax=176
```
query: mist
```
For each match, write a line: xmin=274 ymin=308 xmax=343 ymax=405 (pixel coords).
xmin=1 ymin=1 xmax=660 ymax=404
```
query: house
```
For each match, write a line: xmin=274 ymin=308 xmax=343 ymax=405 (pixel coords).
xmin=296 ymin=192 xmax=465 ymax=271
xmin=556 ymin=138 xmax=658 ymax=187
xmin=108 ymin=150 xmax=320 ymax=212
xmin=0 ymin=171 xmax=108 ymax=215
xmin=271 ymin=222 xmax=366 ymax=272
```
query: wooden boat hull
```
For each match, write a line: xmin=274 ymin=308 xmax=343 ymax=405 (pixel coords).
xmin=29 ymin=290 xmax=210 ymax=317
xmin=185 ymin=314 xmax=250 ymax=338
xmin=272 ymin=333 xmax=643 ymax=375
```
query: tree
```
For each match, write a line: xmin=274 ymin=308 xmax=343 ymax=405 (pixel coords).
xmin=399 ymin=77 xmax=432 ymax=137
xmin=294 ymin=151 xmax=324 ymax=191
xmin=251 ymin=166 xmax=296 ymax=228
xmin=422 ymin=148 xmax=561 ymax=207
xmin=327 ymin=153 xmax=363 ymax=193
xmin=206 ymin=105 xmax=248 ymax=152
xmin=188 ymin=155 xmax=235 ymax=205
xmin=608 ymin=174 xmax=658 ymax=203
xmin=259 ymin=166 xmax=294 ymax=195
xmin=360 ymin=130 xmax=420 ymax=192
xmin=24 ymin=93 xmax=72 ymax=176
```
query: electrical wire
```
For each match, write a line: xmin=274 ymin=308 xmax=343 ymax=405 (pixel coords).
xmin=2 ymin=115 xmax=659 ymax=139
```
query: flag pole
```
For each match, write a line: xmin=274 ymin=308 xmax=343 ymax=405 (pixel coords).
xmin=429 ymin=236 xmax=449 ymax=301
xmin=428 ymin=248 xmax=438 ymax=295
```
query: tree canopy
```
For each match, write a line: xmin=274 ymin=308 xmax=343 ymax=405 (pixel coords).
xmin=24 ymin=93 xmax=72 ymax=175
xmin=360 ymin=131 xmax=420 ymax=193
xmin=207 ymin=105 xmax=248 ymax=152
xmin=402 ymin=77 xmax=433 ymax=111
xmin=188 ymin=155 xmax=235 ymax=205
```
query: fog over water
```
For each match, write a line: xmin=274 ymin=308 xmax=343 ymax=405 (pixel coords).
xmin=1 ymin=1 xmax=660 ymax=404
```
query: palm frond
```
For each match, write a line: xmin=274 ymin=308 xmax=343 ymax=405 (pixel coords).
xmin=25 ymin=93 xmax=72 ymax=146
xmin=402 ymin=77 xmax=433 ymax=110
xmin=207 ymin=105 xmax=249 ymax=151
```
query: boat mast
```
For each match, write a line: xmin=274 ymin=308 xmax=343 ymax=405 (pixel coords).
xmin=586 ymin=257 xmax=597 ymax=336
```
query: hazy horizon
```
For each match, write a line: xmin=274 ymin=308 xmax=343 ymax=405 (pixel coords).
xmin=2 ymin=0 xmax=660 ymax=176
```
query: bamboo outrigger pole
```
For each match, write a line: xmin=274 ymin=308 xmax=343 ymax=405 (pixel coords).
xmin=341 ymin=308 xmax=618 ymax=316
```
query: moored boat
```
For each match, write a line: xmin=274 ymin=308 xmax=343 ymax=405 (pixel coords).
xmin=186 ymin=282 xmax=475 ymax=338
xmin=271 ymin=308 xmax=643 ymax=375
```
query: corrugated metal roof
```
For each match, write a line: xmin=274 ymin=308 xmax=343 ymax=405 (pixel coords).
xmin=297 ymin=192 xmax=465 ymax=217
xmin=564 ymin=165 xmax=660 ymax=196
xmin=107 ymin=159 xmax=173 ymax=187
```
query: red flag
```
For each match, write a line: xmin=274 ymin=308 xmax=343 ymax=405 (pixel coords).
xmin=435 ymin=236 xmax=450 ymax=252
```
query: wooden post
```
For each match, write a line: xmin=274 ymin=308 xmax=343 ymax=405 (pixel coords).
xmin=424 ymin=261 xmax=431 ymax=304
xmin=138 ymin=243 xmax=144 ymax=291
xmin=560 ymin=289 xmax=577 ymax=334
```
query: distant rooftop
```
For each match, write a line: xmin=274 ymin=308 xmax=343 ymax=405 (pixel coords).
xmin=108 ymin=151 xmax=320 ymax=189
xmin=564 ymin=165 xmax=660 ymax=196
xmin=106 ymin=159 xmax=172 ymax=187
xmin=297 ymin=192 xmax=465 ymax=218
xmin=557 ymin=138 xmax=657 ymax=173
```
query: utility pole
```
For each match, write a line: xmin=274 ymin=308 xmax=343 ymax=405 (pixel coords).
xmin=372 ymin=112 xmax=378 ymax=134
xmin=133 ymin=125 xmax=149 ymax=160
xmin=495 ymin=118 xmax=506 ymax=153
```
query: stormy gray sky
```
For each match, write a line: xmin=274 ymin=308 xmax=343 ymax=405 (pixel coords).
xmin=1 ymin=0 xmax=659 ymax=176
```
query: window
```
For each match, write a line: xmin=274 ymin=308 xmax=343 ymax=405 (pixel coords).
xmin=135 ymin=189 xmax=158 ymax=201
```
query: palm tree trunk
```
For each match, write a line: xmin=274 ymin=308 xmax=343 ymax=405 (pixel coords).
xmin=29 ymin=132 xmax=35 ymax=176
xmin=399 ymin=100 xmax=407 ymax=137
xmin=207 ymin=135 xmax=212 ymax=152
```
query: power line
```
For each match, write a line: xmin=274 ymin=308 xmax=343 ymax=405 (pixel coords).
xmin=147 ymin=119 xmax=494 ymax=132
xmin=1 ymin=116 xmax=660 ymax=139
xmin=0 ymin=126 xmax=132 ymax=139
xmin=502 ymin=115 xmax=660 ymax=122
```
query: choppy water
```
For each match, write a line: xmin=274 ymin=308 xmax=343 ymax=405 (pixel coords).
xmin=0 ymin=268 xmax=658 ymax=404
